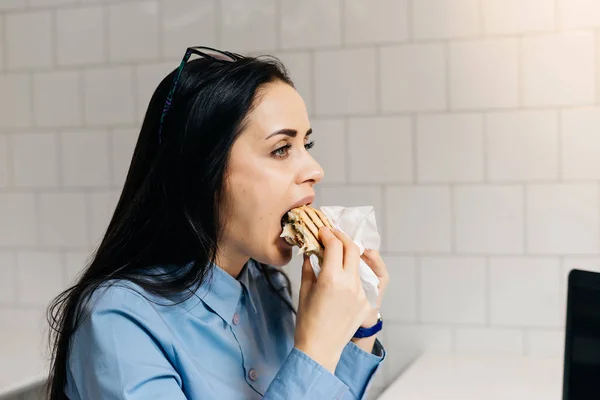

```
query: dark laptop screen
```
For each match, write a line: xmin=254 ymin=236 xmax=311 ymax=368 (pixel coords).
xmin=563 ymin=270 xmax=600 ymax=399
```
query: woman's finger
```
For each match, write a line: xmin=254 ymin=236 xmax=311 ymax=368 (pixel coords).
xmin=329 ymin=228 xmax=360 ymax=275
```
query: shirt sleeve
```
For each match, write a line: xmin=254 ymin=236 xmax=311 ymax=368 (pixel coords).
xmin=65 ymin=286 xmax=187 ymax=400
xmin=262 ymin=347 xmax=350 ymax=399
xmin=335 ymin=339 xmax=386 ymax=399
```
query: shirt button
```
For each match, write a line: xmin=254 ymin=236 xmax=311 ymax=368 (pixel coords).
xmin=248 ymin=368 xmax=258 ymax=381
xmin=232 ymin=313 xmax=240 ymax=325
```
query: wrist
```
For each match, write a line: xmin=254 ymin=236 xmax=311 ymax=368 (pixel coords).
xmin=360 ymin=310 xmax=380 ymax=328
xmin=294 ymin=343 xmax=341 ymax=374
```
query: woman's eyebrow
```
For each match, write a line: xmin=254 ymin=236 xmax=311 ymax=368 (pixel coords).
xmin=265 ymin=128 xmax=312 ymax=140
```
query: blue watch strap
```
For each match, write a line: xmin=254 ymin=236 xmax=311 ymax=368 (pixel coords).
xmin=353 ymin=317 xmax=383 ymax=338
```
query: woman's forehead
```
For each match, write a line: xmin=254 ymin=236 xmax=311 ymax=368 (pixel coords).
xmin=244 ymin=82 xmax=310 ymax=140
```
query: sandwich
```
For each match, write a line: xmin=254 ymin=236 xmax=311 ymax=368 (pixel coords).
xmin=280 ymin=205 xmax=334 ymax=263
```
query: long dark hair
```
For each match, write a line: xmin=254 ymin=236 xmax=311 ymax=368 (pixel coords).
xmin=45 ymin=51 xmax=296 ymax=400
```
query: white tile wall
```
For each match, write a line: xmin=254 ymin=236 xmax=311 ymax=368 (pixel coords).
xmin=221 ymin=0 xmax=277 ymax=52
xmin=33 ymin=71 xmax=82 ymax=127
xmin=449 ymin=38 xmax=519 ymax=109
xmin=12 ymin=132 xmax=59 ymax=187
xmin=307 ymin=119 xmax=346 ymax=185
xmin=527 ymin=184 xmax=599 ymax=254
xmin=61 ymin=130 xmax=110 ymax=187
xmin=380 ymin=44 xmax=446 ymax=113
xmin=0 ymin=0 xmax=26 ymax=11
xmin=416 ymin=114 xmax=484 ymax=182
xmin=88 ymin=190 xmax=119 ymax=247
xmin=482 ymin=0 xmax=555 ymax=35
xmin=412 ymin=0 xmax=480 ymax=40
xmin=0 ymin=134 xmax=9 ymax=187
xmin=318 ymin=185 xmax=383 ymax=225
xmin=280 ymin=0 xmax=341 ymax=49
xmin=39 ymin=192 xmax=88 ymax=247
xmin=314 ymin=48 xmax=377 ymax=116
xmin=161 ymin=0 xmax=217 ymax=59
xmin=490 ymin=257 xmax=561 ymax=327
xmin=525 ymin=330 xmax=565 ymax=357
xmin=108 ymin=1 xmax=159 ymax=62
xmin=522 ymin=32 xmax=595 ymax=106
xmin=0 ymin=74 xmax=32 ymax=128
xmin=56 ymin=6 xmax=105 ymax=66
xmin=386 ymin=186 xmax=452 ymax=252
xmin=4 ymin=1 xmax=600 ymax=397
xmin=0 ymin=251 xmax=17 ymax=304
xmin=561 ymin=108 xmax=600 ymax=180
xmin=111 ymin=128 xmax=139 ymax=186
xmin=379 ymin=256 xmax=417 ymax=322
xmin=419 ymin=257 xmax=486 ymax=324
xmin=84 ymin=66 xmax=135 ymax=125
xmin=135 ymin=62 xmax=175 ymax=123
xmin=5 ymin=10 xmax=53 ymax=70
xmin=0 ymin=16 xmax=4 ymax=71
xmin=343 ymin=0 xmax=408 ymax=45
xmin=347 ymin=116 xmax=412 ymax=183
xmin=15 ymin=251 xmax=64 ymax=307
xmin=486 ymin=110 xmax=559 ymax=181
xmin=0 ymin=193 xmax=37 ymax=246
xmin=271 ymin=52 xmax=313 ymax=115
xmin=65 ymin=251 xmax=91 ymax=284
xmin=454 ymin=186 xmax=524 ymax=254
xmin=559 ymin=0 xmax=600 ymax=29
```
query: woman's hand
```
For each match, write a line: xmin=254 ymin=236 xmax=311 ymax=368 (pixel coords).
xmin=293 ymin=227 xmax=372 ymax=373
xmin=358 ymin=249 xmax=389 ymax=328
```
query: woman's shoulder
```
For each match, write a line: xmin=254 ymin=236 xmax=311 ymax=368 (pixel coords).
xmin=82 ymin=279 xmax=159 ymax=317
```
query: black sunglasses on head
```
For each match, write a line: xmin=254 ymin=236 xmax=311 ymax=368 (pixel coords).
xmin=158 ymin=46 xmax=243 ymax=144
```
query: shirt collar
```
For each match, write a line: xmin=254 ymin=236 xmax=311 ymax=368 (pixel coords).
xmin=195 ymin=259 xmax=258 ymax=324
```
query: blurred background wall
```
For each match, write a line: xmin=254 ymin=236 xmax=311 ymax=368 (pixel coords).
xmin=1 ymin=0 xmax=600 ymax=398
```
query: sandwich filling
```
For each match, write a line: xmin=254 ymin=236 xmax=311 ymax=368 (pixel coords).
xmin=280 ymin=205 xmax=333 ymax=261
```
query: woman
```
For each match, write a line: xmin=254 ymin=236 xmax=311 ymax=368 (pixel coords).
xmin=46 ymin=46 xmax=389 ymax=399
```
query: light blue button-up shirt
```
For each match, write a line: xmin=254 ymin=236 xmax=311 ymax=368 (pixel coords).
xmin=65 ymin=259 xmax=385 ymax=399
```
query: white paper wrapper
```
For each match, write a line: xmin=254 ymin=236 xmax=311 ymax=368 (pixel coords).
xmin=307 ymin=205 xmax=381 ymax=308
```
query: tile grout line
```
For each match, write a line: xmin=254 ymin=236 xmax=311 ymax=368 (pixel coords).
xmin=557 ymin=110 xmax=562 ymax=181
xmin=485 ymin=256 xmax=490 ymax=326
xmin=274 ymin=0 xmax=282 ymax=51
xmin=103 ymin=2 xmax=110 ymax=64
xmin=6 ymin=132 xmax=14 ymax=188
xmin=415 ymin=256 xmax=422 ymax=324
xmin=450 ymin=184 xmax=456 ymax=253
xmin=51 ymin=7 xmax=57 ymax=68
xmin=596 ymin=29 xmax=600 ymax=106
xmin=517 ymin=36 xmax=523 ymax=108
xmin=1 ymin=13 xmax=7 ymax=72
xmin=523 ymin=184 xmax=528 ymax=255
xmin=214 ymin=0 xmax=222 ymax=48
xmin=107 ymin=128 xmax=115 ymax=190
xmin=339 ymin=0 xmax=345 ymax=48
xmin=56 ymin=129 xmax=63 ymax=189
xmin=157 ymin=0 xmax=164 ymax=59
xmin=444 ymin=41 xmax=451 ymax=111
xmin=482 ymin=113 xmax=488 ymax=182
xmin=343 ymin=117 xmax=350 ymax=184
xmin=411 ymin=114 xmax=418 ymax=183
xmin=374 ymin=45 xmax=382 ymax=115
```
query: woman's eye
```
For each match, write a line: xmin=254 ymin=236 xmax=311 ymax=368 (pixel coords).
xmin=272 ymin=144 xmax=292 ymax=159
xmin=272 ymin=141 xmax=315 ymax=160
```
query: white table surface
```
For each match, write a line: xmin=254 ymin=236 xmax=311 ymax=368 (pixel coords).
xmin=0 ymin=328 xmax=48 ymax=399
xmin=377 ymin=351 xmax=563 ymax=400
